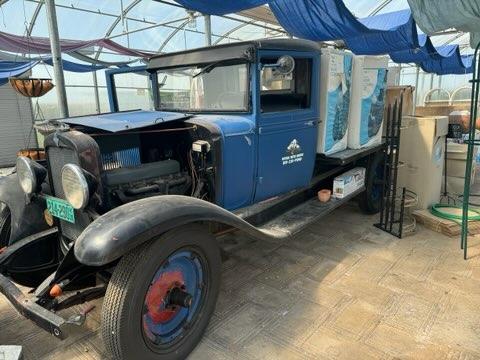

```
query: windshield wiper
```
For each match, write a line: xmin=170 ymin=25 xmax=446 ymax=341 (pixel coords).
xmin=192 ymin=59 xmax=232 ymax=79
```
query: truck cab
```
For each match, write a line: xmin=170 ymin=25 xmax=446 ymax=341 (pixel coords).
xmin=106 ymin=39 xmax=320 ymax=210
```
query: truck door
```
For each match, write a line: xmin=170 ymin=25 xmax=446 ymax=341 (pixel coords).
xmin=254 ymin=51 xmax=319 ymax=202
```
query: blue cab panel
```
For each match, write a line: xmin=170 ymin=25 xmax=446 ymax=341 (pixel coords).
xmin=192 ymin=115 xmax=256 ymax=211
xmin=254 ymin=50 xmax=320 ymax=203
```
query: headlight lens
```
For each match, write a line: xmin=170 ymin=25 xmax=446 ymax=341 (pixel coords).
xmin=61 ymin=164 xmax=89 ymax=209
xmin=16 ymin=156 xmax=37 ymax=194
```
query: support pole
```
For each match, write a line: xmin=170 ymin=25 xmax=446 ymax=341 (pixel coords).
xmin=413 ymin=66 xmax=420 ymax=114
xmin=92 ymin=71 xmax=100 ymax=114
xmin=204 ymin=14 xmax=212 ymax=46
xmin=45 ymin=0 xmax=69 ymax=118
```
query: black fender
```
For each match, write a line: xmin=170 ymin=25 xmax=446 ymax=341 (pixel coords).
xmin=0 ymin=174 xmax=49 ymax=245
xmin=74 ymin=195 xmax=284 ymax=266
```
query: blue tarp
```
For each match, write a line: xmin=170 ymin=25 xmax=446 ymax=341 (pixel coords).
xmin=173 ymin=0 xmax=267 ymax=15
xmin=44 ymin=58 xmax=107 ymax=73
xmin=389 ymin=35 xmax=473 ymax=75
xmin=344 ymin=10 xmax=419 ymax=55
xmin=269 ymin=1 xmax=418 ymax=55
xmin=0 ymin=61 xmax=39 ymax=85
xmin=421 ymin=53 xmax=474 ymax=75
xmin=171 ymin=0 xmax=471 ymax=74
xmin=389 ymin=34 xmax=438 ymax=63
xmin=0 ymin=58 xmax=108 ymax=86
xmin=269 ymin=0 xmax=369 ymax=40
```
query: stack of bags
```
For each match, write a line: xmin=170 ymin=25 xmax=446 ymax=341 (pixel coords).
xmin=317 ymin=49 xmax=389 ymax=155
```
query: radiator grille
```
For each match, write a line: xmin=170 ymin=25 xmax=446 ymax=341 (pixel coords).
xmin=47 ymin=147 xmax=91 ymax=241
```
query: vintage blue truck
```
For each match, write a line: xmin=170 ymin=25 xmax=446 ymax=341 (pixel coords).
xmin=0 ymin=39 xmax=384 ymax=359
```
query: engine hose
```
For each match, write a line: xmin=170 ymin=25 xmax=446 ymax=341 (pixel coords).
xmin=430 ymin=204 xmax=480 ymax=222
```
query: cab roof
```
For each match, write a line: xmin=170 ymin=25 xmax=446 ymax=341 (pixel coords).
xmin=147 ymin=38 xmax=321 ymax=70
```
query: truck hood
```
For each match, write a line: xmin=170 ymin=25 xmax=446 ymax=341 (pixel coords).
xmin=64 ymin=110 xmax=191 ymax=133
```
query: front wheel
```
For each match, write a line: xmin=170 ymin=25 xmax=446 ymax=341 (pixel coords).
xmin=102 ymin=224 xmax=221 ymax=360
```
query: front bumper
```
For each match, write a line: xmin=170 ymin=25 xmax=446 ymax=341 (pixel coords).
xmin=0 ymin=273 xmax=84 ymax=340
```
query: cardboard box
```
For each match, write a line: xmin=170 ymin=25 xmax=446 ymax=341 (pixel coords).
xmin=398 ymin=116 xmax=449 ymax=209
xmin=333 ymin=167 xmax=366 ymax=199
xmin=385 ymin=86 xmax=415 ymax=117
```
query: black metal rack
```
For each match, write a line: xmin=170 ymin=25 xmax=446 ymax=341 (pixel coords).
xmin=375 ymin=95 xmax=408 ymax=238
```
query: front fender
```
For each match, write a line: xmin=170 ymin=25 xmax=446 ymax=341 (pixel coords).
xmin=74 ymin=195 xmax=283 ymax=266
xmin=0 ymin=174 xmax=49 ymax=245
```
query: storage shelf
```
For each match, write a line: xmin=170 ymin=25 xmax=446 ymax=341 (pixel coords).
xmin=317 ymin=143 xmax=385 ymax=166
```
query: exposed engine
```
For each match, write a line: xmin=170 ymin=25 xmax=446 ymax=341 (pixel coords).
xmin=80 ymin=121 xmax=215 ymax=208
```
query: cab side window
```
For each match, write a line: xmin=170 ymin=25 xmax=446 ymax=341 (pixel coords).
xmin=260 ymin=57 xmax=312 ymax=113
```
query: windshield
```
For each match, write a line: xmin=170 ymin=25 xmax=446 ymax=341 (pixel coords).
xmin=157 ymin=62 xmax=249 ymax=112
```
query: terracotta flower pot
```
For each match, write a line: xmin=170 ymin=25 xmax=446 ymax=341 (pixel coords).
xmin=318 ymin=189 xmax=331 ymax=203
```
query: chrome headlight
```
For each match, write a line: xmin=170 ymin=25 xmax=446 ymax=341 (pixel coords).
xmin=16 ymin=156 xmax=46 ymax=195
xmin=61 ymin=164 xmax=89 ymax=210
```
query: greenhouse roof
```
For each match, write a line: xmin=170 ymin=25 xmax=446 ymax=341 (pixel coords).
xmin=0 ymin=0 xmax=472 ymax=65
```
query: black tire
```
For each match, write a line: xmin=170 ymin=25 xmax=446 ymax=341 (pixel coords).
xmin=359 ymin=151 xmax=385 ymax=214
xmin=102 ymin=224 xmax=221 ymax=360
xmin=0 ymin=202 xmax=11 ymax=247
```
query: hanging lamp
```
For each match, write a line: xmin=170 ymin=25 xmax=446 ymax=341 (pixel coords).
xmin=9 ymin=78 xmax=55 ymax=98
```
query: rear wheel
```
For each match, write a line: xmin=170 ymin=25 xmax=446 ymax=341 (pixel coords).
xmin=0 ymin=202 xmax=11 ymax=248
xmin=102 ymin=224 xmax=221 ymax=360
xmin=359 ymin=151 xmax=385 ymax=214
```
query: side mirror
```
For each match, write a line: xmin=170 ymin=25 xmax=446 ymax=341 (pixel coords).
xmin=263 ymin=55 xmax=295 ymax=75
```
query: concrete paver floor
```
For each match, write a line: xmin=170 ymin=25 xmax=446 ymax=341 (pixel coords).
xmin=1 ymin=202 xmax=480 ymax=359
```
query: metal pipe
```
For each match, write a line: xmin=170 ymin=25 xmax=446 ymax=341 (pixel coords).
xmin=44 ymin=0 xmax=69 ymax=118
xmin=92 ymin=71 xmax=100 ymax=114
xmin=368 ymin=0 xmax=393 ymax=16
xmin=204 ymin=14 xmax=212 ymax=46
xmin=413 ymin=66 xmax=420 ymax=114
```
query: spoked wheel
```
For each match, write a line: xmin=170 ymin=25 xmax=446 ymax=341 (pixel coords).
xmin=0 ymin=202 xmax=11 ymax=248
xmin=359 ymin=151 xmax=386 ymax=214
xmin=102 ymin=224 xmax=221 ymax=360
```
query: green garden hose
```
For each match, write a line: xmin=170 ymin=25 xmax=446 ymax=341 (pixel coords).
xmin=431 ymin=203 xmax=480 ymax=222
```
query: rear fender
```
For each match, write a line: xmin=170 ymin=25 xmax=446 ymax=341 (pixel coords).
xmin=0 ymin=174 xmax=50 ymax=245
xmin=74 ymin=195 xmax=283 ymax=266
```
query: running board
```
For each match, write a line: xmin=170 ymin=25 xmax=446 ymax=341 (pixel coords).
xmin=257 ymin=187 xmax=365 ymax=238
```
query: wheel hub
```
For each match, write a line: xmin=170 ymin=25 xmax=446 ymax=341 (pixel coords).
xmin=142 ymin=250 xmax=204 ymax=346
xmin=167 ymin=287 xmax=193 ymax=308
